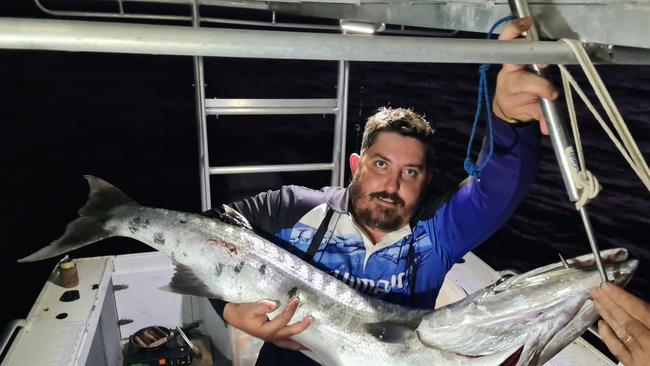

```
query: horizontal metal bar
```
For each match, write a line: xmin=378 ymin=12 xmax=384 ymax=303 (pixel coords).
xmin=205 ymin=98 xmax=337 ymax=115
xmin=0 ymin=18 xmax=581 ymax=64
xmin=207 ymin=107 xmax=336 ymax=115
xmin=201 ymin=17 xmax=339 ymax=31
xmin=200 ymin=0 xmax=358 ymax=7
xmin=34 ymin=0 xmax=193 ymax=22
xmin=37 ymin=0 xmax=339 ymax=31
xmin=209 ymin=163 xmax=335 ymax=175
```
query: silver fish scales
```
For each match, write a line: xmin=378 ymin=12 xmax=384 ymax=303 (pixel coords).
xmin=19 ymin=176 xmax=638 ymax=366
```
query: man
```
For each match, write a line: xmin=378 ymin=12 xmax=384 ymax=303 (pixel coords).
xmin=207 ymin=17 xmax=556 ymax=365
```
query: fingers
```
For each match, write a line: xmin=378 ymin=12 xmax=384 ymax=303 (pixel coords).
xmin=601 ymin=283 xmax=650 ymax=327
xmin=503 ymin=71 xmax=558 ymax=101
xmin=538 ymin=118 xmax=549 ymax=136
xmin=593 ymin=286 xmax=633 ymax=337
xmin=598 ymin=319 xmax=634 ymax=365
xmin=493 ymin=63 xmax=556 ymax=133
xmin=262 ymin=298 xmax=314 ymax=336
xmin=274 ymin=316 xmax=314 ymax=339
xmin=224 ymin=300 xmax=278 ymax=328
xmin=253 ymin=299 xmax=278 ymax=316
xmin=592 ymin=285 xmax=650 ymax=364
xmin=593 ymin=287 xmax=645 ymax=339
xmin=273 ymin=339 xmax=308 ymax=351
xmin=261 ymin=297 xmax=314 ymax=350
xmin=497 ymin=17 xmax=533 ymax=73
xmin=226 ymin=298 xmax=314 ymax=352
xmin=263 ymin=297 xmax=300 ymax=333
xmin=498 ymin=17 xmax=532 ymax=41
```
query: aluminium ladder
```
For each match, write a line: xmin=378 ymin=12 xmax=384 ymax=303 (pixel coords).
xmin=191 ymin=3 xmax=350 ymax=211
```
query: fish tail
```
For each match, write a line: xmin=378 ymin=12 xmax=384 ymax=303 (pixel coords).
xmin=18 ymin=175 xmax=137 ymax=263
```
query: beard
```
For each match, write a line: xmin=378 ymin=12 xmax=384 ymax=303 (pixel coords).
xmin=349 ymin=175 xmax=407 ymax=232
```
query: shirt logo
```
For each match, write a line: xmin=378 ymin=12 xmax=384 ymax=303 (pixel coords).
xmin=332 ymin=269 xmax=407 ymax=296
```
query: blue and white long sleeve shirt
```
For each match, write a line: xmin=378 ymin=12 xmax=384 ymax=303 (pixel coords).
xmin=230 ymin=119 xmax=540 ymax=310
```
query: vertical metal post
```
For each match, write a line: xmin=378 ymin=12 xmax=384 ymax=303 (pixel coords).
xmin=509 ymin=0 xmax=608 ymax=282
xmin=191 ymin=0 xmax=211 ymax=211
xmin=332 ymin=60 xmax=350 ymax=187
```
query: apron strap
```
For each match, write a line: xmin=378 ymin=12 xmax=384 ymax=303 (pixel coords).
xmin=304 ymin=208 xmax=334 ymax=262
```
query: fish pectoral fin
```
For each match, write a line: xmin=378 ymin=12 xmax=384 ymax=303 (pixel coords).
xmin=162 ymin=263 xmax=221 ymax=298
xmin=364 ymin=322 xmax=415 ymax=344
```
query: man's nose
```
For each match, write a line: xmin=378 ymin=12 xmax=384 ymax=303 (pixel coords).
xmin=383 ymin=170 xmax=401 ymax=192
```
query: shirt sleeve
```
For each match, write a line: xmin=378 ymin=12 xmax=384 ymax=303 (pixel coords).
xmin=229 ymin=186 xmax=306 ymax=235
xmin=201 ymin=188 xmax=286 ymax=234
xmin=203 ymin=185 xmax=326 ymax=240
xmin=429 ymin=118 xmax=541 ymax=263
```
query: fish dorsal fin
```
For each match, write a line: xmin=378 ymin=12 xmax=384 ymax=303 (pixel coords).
xmin=220 ymin=204 xmax=253 ymax=231
xmin=161 ymin=263 xmax=221 ymax=298
xmin=364 ymin=321 xmax=416 ymax=344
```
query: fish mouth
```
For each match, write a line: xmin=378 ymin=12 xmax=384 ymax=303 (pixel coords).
xmin=417 ymin=251 xmax=638 ymax=365
xmin=446 ymin=295 xmax=592 ymax=366
xmin=499 ymin=346 xmax=524 ymax=366
xmin=445 ymin=344 xmax=524 ymax=366
xmin=606 ymin=258 xmax=639 ymax=287
xmin=515 ymin=258 xmax=639 ymax=365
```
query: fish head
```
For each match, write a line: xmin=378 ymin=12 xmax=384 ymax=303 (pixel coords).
xmin=417 ymin=252 xmax=638 ymax=366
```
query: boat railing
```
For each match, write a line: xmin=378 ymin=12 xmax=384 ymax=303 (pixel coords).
xmin=0 ymin=319 xmax=27 ymax=361
xmin=33 ymin=0 xmax=340 ymax=31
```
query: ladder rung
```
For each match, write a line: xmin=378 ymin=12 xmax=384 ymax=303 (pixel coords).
xmin=209 ymin=163 xmax=335 ymax=175
xmin=205 ymin=98 xmax=337 ymax=115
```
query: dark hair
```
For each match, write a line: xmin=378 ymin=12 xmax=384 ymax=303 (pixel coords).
xmin=361 ymin=107 xmax=436 ymax=169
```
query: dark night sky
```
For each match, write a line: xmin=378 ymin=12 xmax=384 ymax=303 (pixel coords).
xmin=1 ymin=2 xmax=649 ymax=354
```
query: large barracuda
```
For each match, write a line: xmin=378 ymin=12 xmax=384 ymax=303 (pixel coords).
xmin=20 ymin=176 xmax=637 ymax=366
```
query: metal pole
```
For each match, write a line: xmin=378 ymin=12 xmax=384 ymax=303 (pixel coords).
xmin=191 ymin=1 xmax=212 ymax=211
xmin=333 ymin=60 xmax=350 ymax=187
xmin=210 ymin=163 xmax=335 ymax=175
xmin=509 ymin=0 xmax=608 ymax=282
xmin=0 ymin=17 xmax=581 ymax=64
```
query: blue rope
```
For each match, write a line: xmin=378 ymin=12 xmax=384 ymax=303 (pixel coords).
xmin=464 ymin=15 xmax=518 ymax=178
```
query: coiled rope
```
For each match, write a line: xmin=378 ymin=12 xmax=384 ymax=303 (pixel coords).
xmin=558 ymin=39 xmax=650 ymax=209
xmin=464 ymin=15 xmax=517 ymax=179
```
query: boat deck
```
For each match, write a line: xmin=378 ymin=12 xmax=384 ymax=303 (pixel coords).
xmin=1 ymin=251 xmax=617 ymax=366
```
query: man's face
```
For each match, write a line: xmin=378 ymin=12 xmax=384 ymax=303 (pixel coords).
xmin=349 ymin=131 xmax=429 ymax=233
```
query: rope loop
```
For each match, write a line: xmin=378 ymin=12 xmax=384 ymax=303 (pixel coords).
xmin=574 ymin=170 xmax=602 ymax=209
xmin=464 ymin=158 xmax=480 ymax=178
xmin=557 ymin=38 xmax=650 ymax=204
xmin=463 ymin=15 xmax=515 ymax=178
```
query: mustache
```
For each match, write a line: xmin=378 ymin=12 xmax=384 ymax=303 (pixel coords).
xmin=369 ymin=191 xmax=405 ymax=207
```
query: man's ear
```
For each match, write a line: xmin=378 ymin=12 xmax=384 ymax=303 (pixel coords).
xmin=349 ymin=153 xmax=361 ymax=176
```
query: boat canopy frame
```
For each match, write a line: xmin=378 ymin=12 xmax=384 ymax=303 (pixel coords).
xmin=4 ymin=0 xmax=648 ymax=209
